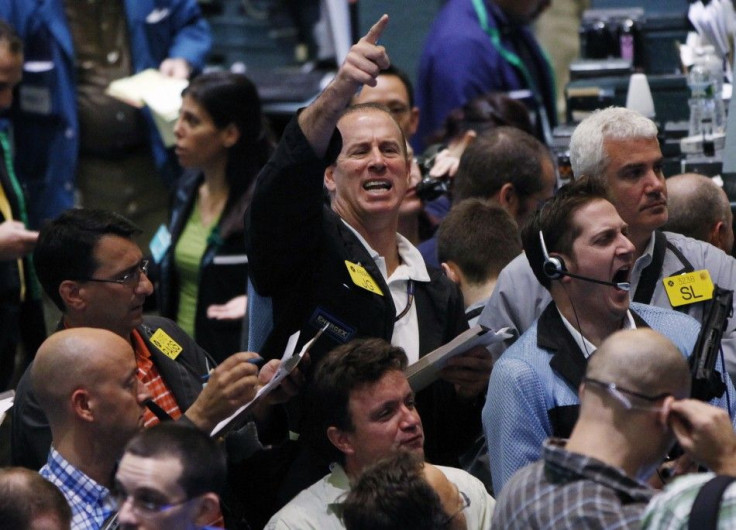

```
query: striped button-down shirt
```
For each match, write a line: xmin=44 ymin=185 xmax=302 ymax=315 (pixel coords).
xmin=492 ymin=438 xmax=654 ymax=529
xmin=40 ymin=447 xmax=116 ymax=530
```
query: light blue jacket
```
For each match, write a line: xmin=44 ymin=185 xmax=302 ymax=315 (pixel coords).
xmin=0 ymin=0 xmax=211 ymax=227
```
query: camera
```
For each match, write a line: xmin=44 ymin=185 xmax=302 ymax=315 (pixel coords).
xmin=415 ymin=149 xmax=452 ymax=202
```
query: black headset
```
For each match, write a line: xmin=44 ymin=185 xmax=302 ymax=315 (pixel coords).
xmin=539 ymin=230 xmax=565 ymax=279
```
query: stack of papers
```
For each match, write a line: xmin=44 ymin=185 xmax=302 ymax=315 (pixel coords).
xmin=106 ymin=69 xmax=188 ymax=147
xmin=406 ymin=326 xmax=511 ymax=392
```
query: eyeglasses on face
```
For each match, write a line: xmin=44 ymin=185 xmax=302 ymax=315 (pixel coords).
xmin=441 ymin=490 xmax=471 ymax=525
xmin=113 ymin=489 xmax=192 ymax=519
xmin=582 ymin=376 xmax=670 ymax=412
xmin=80 ymin=260 xmax=150 ymax=287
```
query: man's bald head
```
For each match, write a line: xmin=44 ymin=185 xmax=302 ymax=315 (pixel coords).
xmin=664 ymin=173 xmax=734 ymax=253
xmin=587 ymin=329 xmax=691 ymax=401
xmin=31 ymin=328 xmax=136 ymax=428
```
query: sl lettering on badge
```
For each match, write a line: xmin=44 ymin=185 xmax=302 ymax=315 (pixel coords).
xmin=663 ymin=269 xmax=714 ymax=308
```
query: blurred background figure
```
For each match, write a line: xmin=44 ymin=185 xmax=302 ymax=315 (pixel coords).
xmin=343 ymin=452 xmax=472 ymax=530
xmin=664 ymin=173 xmax=734 ymax=254
xmin=0 ymin=0 xmax=211 ymax=245
xmin=0 ymin=467 xmax=71 ymax=530
xmin=158 ymin=71 xmax=274 ymax=363
xmin=0 ymin=19 xmax=45 ymax=391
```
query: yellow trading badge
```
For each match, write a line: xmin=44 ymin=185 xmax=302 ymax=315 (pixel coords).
xmin=662 ymin=269 xmax=714 ymax=307
xmin=345 ymin=260 xmax=384 ymax=296
xmin=150 ymin=329 xmax=183 ymax=360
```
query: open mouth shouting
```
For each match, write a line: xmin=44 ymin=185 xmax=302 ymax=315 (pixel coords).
xmin=611 ymin=265 xmax=631 ymax=291
xmin=363 ymin=179 xmax=393 ymax=193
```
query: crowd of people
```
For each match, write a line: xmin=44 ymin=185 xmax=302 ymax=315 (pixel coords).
xmin=2 ymin=1 xmax=736 ymax=529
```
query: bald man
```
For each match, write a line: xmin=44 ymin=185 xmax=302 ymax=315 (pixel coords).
xmin=0 ymin=467 xmax=71 ymax=529
xmin=33 ymin=328 xmax=151 ymax=529
xmin=493 ymin=328 xmax=692 ymax=528
xmin=664 ymin=173 xmax=734 ymax=254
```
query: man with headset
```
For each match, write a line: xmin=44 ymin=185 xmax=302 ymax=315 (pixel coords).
xmin=483 ymin=177 xmax=736 ymax=492
xmin=479 ymin=107 xmax=736 ymax=382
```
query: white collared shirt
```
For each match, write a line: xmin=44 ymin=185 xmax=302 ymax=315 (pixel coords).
xmin=343 ymin=221 xmax=430 ymax=363
xmin=557 ymin=308 xmax=637 ymax=359
xmin=629 ymin=233 xmax=656 ymax=296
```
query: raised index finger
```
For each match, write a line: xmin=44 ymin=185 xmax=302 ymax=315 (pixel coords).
xmin=364 ymin=14 xmax=389 ymax=45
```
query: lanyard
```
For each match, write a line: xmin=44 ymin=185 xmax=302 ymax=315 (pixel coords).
xmin=469 ymin=0 xmax=555 ymax=143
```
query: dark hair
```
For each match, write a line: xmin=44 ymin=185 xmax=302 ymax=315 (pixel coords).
xmin=123 ymin=423 xmax=227 ymax=498
xmin=428 ymin=91 xmax=534 ymax=146
xmin=522 ymin=176 xmax=610 ymax=289
xmin=381 ymin=64 xmax=415 ymax=108
xmin=0 ymin=19 xmax=22 ymax=55
xmin=34 ymin=209 xmax=141 ymax=310
xmin=438 ymin=199 xmax=521 ymax=284
xmin=308 ymin=338 xmax=408 ymax=462
xmin=452 ymin=126 xmax=551 ymax=205
xmin=342 ymin=452 xmax=449 ymax=530
xmin=0 ymin=467 xmax=72 ymax=529
xmin=182 ymin=72 xmax=274 ymax=208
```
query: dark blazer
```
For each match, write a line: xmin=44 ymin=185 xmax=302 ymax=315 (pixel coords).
xmin=158 ymin=170 xmax=251 ymax=362
xmin=11 ymin=315 xmax=214 ymax=470
xmin=245 ymin=117 xmax=478 ymax=466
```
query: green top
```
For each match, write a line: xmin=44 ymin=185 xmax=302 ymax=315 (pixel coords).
xmin=174 ymin=200 xmax=218 ymax=337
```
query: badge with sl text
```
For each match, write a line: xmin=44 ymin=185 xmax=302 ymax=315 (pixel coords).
xmin=150 ymin=329 xmax=183 ymax=360
xmin=344 ymin=260 xmax=384 ymax=296
xmin=663 ymin=269 xmax=714 ymax=307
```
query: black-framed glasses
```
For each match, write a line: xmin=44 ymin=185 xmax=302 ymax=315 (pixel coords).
xmin=441 ymin=490 xmax=470 ymax=526
xmin=80 ymin=260 xmax=150 ymax=287
xmin=113 ymin=490 xmax=192 ymax=519
xmin=583 ymin=376 xmax=670 ymax=412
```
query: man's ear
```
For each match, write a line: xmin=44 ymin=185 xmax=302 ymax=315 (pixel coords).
xmin=407 ymin=107 xmax=420 ymax=137
xmin=193 ymin=493 xmax=222 ymax=527
xmin=324 ymin=166 xmax=337 ymax=193
xmin=658 ymin=395 xmax=676 ymax=431
xmin=59 ymin=280 xmax=85 ymax=311
xmin=326 ymin=426 xmax=354 ymax=457
xmin=71 ymin=388 xmax=94 ymax=423
xmin=441 ymin=261 xmax=462 ymax=285
xmin=497 ymin=182 xmax=518 ymax=214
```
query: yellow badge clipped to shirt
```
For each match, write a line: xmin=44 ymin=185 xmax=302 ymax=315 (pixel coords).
xmin=345 ymin=260 xmax=384 ymax=296
xmin=662 ymin=269 xmax=714 ymax=307
xmin=150 ymin=328 xmax=183 ymax=360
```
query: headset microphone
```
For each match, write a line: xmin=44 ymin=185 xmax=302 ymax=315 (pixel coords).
xmin=538 ymin=231 xmax=631 ymax=292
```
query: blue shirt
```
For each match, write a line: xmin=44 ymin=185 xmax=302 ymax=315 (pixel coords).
xmin=40 ymin=447 xmax=116 ymax=530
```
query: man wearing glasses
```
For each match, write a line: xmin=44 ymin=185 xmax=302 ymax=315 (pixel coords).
xmin=492 ymin=328 xmax=693 ymax=528
xmin=265 ymin=338 xmax=495 ymax=530
xmin=11 ymin=208 xmax=266 ymax=471
xmin=483 ymin=177 xmax=736 ymax=492
xmin=114 ymin=423 xmax=227 ymax=530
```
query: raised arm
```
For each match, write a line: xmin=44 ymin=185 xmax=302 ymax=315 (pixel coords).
xmin=297 ymin=14 xmax=390 ymax=157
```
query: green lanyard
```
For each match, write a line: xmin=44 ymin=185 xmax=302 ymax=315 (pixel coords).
xmin=470 ymin=0 xmax=556 ymax=141
xmin=0 ymin=130 xmax=42 ymax=299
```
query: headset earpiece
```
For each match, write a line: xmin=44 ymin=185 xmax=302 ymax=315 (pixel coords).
xmin=539 ymin=230 xmax=566 ymax=280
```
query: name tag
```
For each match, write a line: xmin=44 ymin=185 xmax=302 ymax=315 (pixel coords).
xmin=309 ymin=308 xmax=356 ymax=344
xmin=345 ymin=260 xmax=383 ymax=296
xmin=150 ymin=329 xmax=182 ymax=360
xmin=663 ymin=269 xmax=714 ymax=307
xmin=19 ymin=85 xmax=52 ymax=115
xmin=149 ymin=224 xmax=171 ymax=264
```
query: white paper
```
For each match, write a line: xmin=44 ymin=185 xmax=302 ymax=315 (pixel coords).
xmin=210 ymin=325 xmax=327 ymax=437
xmin=406 ymin=326 xmax=511 ymax=392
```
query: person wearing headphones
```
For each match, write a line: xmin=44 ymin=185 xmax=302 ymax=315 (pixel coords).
xmin=483 ymin=176 xmax=736 ymax=492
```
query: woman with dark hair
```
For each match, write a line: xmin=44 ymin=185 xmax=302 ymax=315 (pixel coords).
xmin=158 ymin=71 xmax=273 ymax=362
